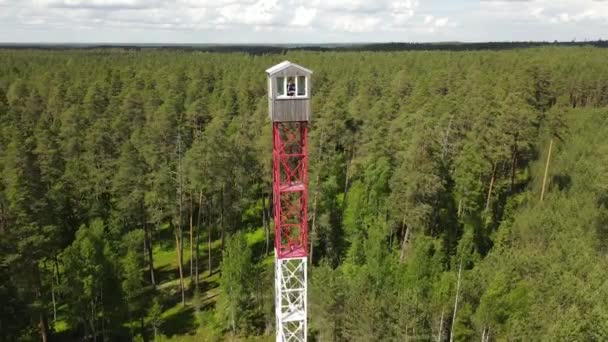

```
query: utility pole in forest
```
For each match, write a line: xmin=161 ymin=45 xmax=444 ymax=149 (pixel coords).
xmin=267 ymin=61 xmax=312 ymax=342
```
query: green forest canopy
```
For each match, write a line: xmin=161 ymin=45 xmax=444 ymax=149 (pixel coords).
xmin=0 ymin=47 xmax=607 ymax=341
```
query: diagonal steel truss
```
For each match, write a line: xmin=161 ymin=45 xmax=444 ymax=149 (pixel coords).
xmin=275 ymin=256 xmax=307 ymax=342
xmin=273 ymin=122 xmax=309 ymax=259
xmin=273 ymin=121 xmax=309 ymax=341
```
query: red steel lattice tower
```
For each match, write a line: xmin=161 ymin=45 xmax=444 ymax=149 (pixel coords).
xmin=273 ymin=122 xmax=309 ymax=259
xmin=266 ymin=61 xmax=312 ymax=342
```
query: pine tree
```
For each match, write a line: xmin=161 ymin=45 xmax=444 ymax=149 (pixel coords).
xmin=216 ymin=231 xmax=253 ymax=335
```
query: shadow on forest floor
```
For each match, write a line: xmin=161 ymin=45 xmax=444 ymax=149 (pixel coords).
xmin=161 ymin=305 xmax=198 ymax=337
xmin=152 ymin=274 xmax=220 ymax=338
xmin=146 ymin=227 xmax=267 ymax=338
xmin=153 ymin=238 xmax=222 ymax=284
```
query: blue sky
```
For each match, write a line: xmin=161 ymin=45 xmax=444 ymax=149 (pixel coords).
xmin=0 ymin=0 xmax=607 ymax=43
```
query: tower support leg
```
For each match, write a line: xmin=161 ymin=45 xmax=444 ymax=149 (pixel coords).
xmin=275 ymin=254 xmax=307 ymax=342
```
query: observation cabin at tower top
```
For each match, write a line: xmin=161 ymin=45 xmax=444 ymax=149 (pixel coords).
xmin=266 ymin=61 xmax=312 ymax=122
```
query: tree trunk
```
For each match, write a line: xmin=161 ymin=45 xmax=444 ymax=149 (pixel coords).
xmin=147 ymin=221 xmax=156 ymax=287
xmin=399 ymin=218 xmax=411 ymax=264
xmin=208 ymin=201 xmax=213 ymax=277
xmin=510 ymin=143 xmax=518 ymax=193
xmin=141 ymin=203 xmax=156 ymax=289
xmin=231 ymin=307 xmax=236 ymax=336
xmin=344 ymin=150 xmax=351 ymax=194
xmin=175 ymin=231 xmax=185 ymax=306
xmin=481 ymin=326 xmax=491 ymax=342
xmin=457 ymin=199 xmax=462 ymax=218
xmin=89 ymin=297 xmax=97 ymax=342
xmin=180 ymin=228 xmax=184 ymax=289
xmin=437 ymin=309 xmax=444 ymax=342
xmin=262 ymin=191 xmax=269 ymax=256
xmin=450 ymin=263 xmax=463 ymax=342
xmin=540 ymin=139 xmax=553 ymax=202
xmin=54 ymin=255 xmax=61 ymax=285
xmin=309 ymin=174 xmax=320 ymax=266
xmin=39 ymin=312 xmax=49 ymax=342
xmin=34 ymin=264 xmax=49 ymax=342
xmin=143 ymin=226 xmax=147 ymax=264
xmin=196 ymin=190 xmax=203 ymax=290
xmin=51 ymin=278 xmax=57 ymax=323
xmin=189 ymin=193 xmax=194 ymax=284
xmin=49 ymin=260 xmax=58 ymax=324
xmin=176 ymin=131 xmax=185 ymax=305
xmin=220 ymin=183 xmax=225 ymax=252
xmin=485 ymin=162 xmax=497 ymax=212
xmin=100 ymin=287 xmax=105 ymax=342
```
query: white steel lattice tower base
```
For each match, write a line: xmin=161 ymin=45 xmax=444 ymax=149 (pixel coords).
xmin=275 ymin=255 xmax=307 ymax=342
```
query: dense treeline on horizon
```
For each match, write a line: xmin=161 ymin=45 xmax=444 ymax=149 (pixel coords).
xmin=1 ymin=40 xmax=608 ymax=54
xmin=1 ymin=47 xmax=608 ymax=341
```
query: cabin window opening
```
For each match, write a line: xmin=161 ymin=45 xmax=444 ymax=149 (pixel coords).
xmin=297 ymin=76 xmax=306 ymax=97
xmin=277 ymin=77 xmax=285 ymax=96
xmin=287 ymin=77 xmax=296 ymax=96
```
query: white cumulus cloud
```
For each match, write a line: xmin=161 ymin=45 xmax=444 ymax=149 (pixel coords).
xmin=42 ymin=0 xmax=161 ymax=9
xmin=292 ymin=6 xmax=317 ymax=27
xmin=217 ymin=0 xmax=283 ymax=27
xmin=434 ymin=17 xmax=448 ymax=27
xmin=482 ymin=0 xmax=608 ymax=24
xmin=0 ymin=0 xmax=606 ymax=43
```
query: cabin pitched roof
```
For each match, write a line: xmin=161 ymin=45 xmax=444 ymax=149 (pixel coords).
xmin=266 ymin=60 xmax=313 ymax=75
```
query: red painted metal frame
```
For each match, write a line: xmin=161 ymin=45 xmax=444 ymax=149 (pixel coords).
xmin=273 ymin=121 xmax=309 ymax=259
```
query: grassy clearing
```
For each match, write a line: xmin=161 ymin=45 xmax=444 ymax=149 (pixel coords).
xmin=151 ymin=226 xmax=271 ymax=340
xmin=50 ymin=226 xmax=269 ymax=340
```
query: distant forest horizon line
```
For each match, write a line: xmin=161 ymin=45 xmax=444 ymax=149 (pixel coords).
xmin=1 ymin=40 xmax=607 ymax=53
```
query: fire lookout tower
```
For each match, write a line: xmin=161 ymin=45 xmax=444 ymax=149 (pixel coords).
xmin=267 ymin=61 xmax=312 ymax=342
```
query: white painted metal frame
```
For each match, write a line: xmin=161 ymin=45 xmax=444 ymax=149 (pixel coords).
xmin=275 ymin=254 xmax=307 ymax=342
